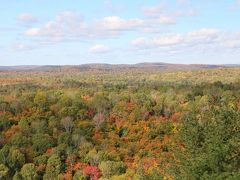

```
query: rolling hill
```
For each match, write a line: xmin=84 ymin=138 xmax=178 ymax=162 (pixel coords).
xmin=0 ymin=62 xmax=235 ymax=72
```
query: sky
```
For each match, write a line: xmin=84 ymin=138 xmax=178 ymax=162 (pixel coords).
xmin=0 ymin=0 xmax=240 ymax=65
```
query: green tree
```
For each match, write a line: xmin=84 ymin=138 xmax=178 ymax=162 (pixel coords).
xmin=0 ymin=114 xmax=12 ymax=131
xmin=73 ymin=170 xmax=86 ymax=180
xmin=32 ymin=133 xmax=55 ymax=155
xmin=43 ymin=154 xmax=62 ymax=180
xmin=13 ymin=171 xmax=22 ymax=180
xmin=0 ymin=164 xmax=9 ymax=179
xmin=10 ymin=133 xmax=28 ymax=148
xmin=33 ymin=91 xmax=49 ymax=111
xmin=20 ymin=163 xmax=38 ymax=180
xmin=0 ymin=145 xmax=9 ymax=164
xmin=172 ymin=106 xmax=240 ymax=179
xmin=7 ymin=148 xmax=25 ymax=171
xmin=99 ymin=161 xmax=126 ymax=178
xmin=90 ymin=94 xmax=111 ymax=113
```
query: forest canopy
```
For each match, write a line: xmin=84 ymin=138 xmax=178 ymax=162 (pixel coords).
xmin=0 ymin=67 xmax=239 ymax=179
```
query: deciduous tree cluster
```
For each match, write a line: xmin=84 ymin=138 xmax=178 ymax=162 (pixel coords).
xmin=0 ymin=68 xmax=239 ymax=179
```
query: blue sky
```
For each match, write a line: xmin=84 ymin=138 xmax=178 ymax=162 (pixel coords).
xmin=0 ymin=0 xmax=240 ymax=65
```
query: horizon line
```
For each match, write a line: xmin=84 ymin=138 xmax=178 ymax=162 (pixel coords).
xmin=1 ymin=62 xmax=240 ymax=67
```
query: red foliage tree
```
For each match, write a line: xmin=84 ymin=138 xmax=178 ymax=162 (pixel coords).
xmin=83 ymin=165 xmax=101 ymax=180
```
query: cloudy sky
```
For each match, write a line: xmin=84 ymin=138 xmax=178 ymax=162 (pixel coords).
xmin=1 ymin=0 xmax=240 ymax=65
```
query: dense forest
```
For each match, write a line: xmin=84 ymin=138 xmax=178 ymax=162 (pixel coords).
xmin=0 ymin=66 xmax=239 ymax=179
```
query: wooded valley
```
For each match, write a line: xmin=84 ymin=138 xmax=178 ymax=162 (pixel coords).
xmin=0 ymin=65 xmax=239 ymax=179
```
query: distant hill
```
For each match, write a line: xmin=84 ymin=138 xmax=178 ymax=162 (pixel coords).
xmin=0 ymin=63 xmax=238 ymax=72
xmin=0 ymin=65 xmax=61 ymax=71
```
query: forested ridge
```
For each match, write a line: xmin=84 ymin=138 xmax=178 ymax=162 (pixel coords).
xmin=0 ymin=67 xmax=239 ymax=179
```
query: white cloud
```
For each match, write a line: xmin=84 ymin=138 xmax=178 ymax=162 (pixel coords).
xmin=17 ymin=13 xmax=38 ymax=25
xmin=25 ymin=12 xmax=146 ymax=42
xmin=188 ymin=28 xmax=219 ymax=37
xmin=23 ymin=8 xmax=198 ymax=48
xmin=142 ymin=4 xmax=165 ymax=16
xmin=153 ymin=34 xmax=182 ymax=46
xmin=25 ymin=11 xmax=87 ymax=39
xmin=174 ymin=9 xmax=197 ymax=17
xmin=155 ymin=16 xmax=176 ymax=25
xmin=140 ymin=3 xmax=197 ymax=32
xmin=131 ymin=37 xmax=149 ymax=48
xmin=142 ymin=3 xmax=196 ymax=18
xmin=97 ymin=16 xmax=144 ymax=31
xmin=219 ymin=32 xmax=240 ymax=48
xmin=89 ymin=44 xmax=110 ymax=53
xmin=130 ymin=29 xmax=240 ymax=63
xmin=132 ymin=29 xmax=240 ymax=53
xmin=132 ymin=34 xmax=183 ymax=48
xmin=26 ymin=28 xmax=40 ymax=36
xmin=185 ymin=28 xmax=220 ymax=43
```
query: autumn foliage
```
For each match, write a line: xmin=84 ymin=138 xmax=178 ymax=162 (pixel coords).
xmin=0 ymin=68 xmax=239 ymax=179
